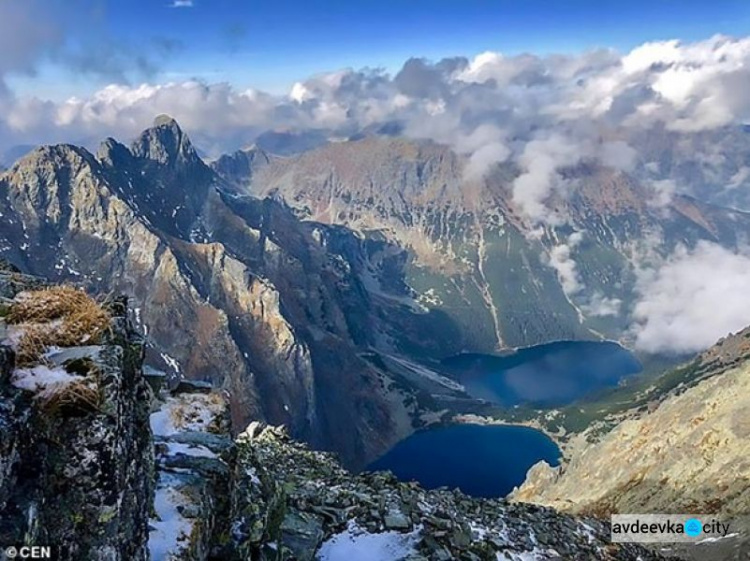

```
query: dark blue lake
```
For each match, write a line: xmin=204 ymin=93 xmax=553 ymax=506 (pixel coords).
xmin=441 ymin=340 xmax=642 ymax=407
xmin=368 ymin=424 xmax=561 ymax=498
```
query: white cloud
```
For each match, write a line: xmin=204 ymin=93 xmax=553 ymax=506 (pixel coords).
xmin=2 ymin=34 xmax=750 ymax=213
xmin=648 ymin=179 xmax=677 ymax=208
xmin=512 ymin=135 xmax=589 ymax=223
xmin=290 ymin=82 xmax=312 ymax=103
xmin=631 ymin=241 xmax=750 ymax=354
xmin=463 ymin=141 xmax=510 ymax=182
xmin=170 ymin=0 xmax=194 ymax=7
xmin=582 ymin=292 xmax=622 ymax=317
xmin=599 ymin=141 xmax=637 ymax=172
xmin=547 ymin=232 xmax=585 ymax=297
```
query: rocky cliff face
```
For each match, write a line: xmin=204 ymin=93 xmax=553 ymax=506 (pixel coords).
xmin=0 ymin=119 xmax=469 ymax=470
xmin=512 ymin=326 xmax=750 ymax=558
xmin=0 ymin=269 xmax=153 ymax=560
xmin=215 ymin=137 xmax=750 ymax=350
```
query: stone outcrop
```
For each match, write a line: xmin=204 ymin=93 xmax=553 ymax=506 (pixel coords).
xmin=222 ymin=421 xmax=666 ymax=561
xmin=148 ymin=397 xmax=667 ymax=561
xmin=0 ymin=272 xmax=153 ymax=560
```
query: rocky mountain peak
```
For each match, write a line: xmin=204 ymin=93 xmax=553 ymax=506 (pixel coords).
xmin=96 ymin=137 xmax=133 ymax=168
xmin=211 ymin=145 xmax=272 ymax=188
xmin=131 ymin=114 xmax=201 ymax=168
xmin=153 ymin=113 xmax=179 ymax=128
xmin=11 ymin=143 xmax=92 ymax=170
xmin=2 ymin=143 xmax=102 ymax=204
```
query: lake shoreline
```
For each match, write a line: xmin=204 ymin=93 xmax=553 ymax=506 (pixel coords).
xmin=367 ymin=422 xmax=562 ymax=499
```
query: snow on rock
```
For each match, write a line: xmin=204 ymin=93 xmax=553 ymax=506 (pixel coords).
xmin=160 ymin=352 xmax=180 ymax=373
xmin=148 ymin=387 xmax=230 ymax=559
xmin=11 ymin=365 xmax=84 ymax=397
xmin=496 ymin=549 xmax=558 ymax=560
xmin=149 ymin=393 xmax=226 ymax=437
xmin=315 ymin=521 xmax=420 ymax=561
xmin=1 ymin=324 xmax=27 ymax=348
xmin=164 ymin=442 xmax=217 ymax=459
xmin=149 ymin=473 xmax=196 ymax=561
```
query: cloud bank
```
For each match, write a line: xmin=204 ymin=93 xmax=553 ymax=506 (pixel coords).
xmin=3 ymin=33 xmax=750 ymax=230
xmin=2 ymin=35 xmax=750 ymax=171
xmin=632 ymin=242 xmax=750 ymax=354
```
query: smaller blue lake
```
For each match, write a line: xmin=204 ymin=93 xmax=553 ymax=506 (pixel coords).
xmin=441 ymin=340 xmax=642 ymax=408
xmin=368 ymin=424 xmax=561 ymax=498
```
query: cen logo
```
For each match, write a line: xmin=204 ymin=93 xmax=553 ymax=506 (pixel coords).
xmin=3 ymin=547 xmax=52 ymax=560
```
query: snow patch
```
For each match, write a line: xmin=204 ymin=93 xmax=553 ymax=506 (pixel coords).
xmin=160 ymin=352 xmax=181 ymax=373
xmin=150 ymin=394 xmax=225 ymax=436
xmin=245 ymin=466 xmax=261 ymax=486
xmin=497 ymin=549 xmax=556 ymax=561
xmin=578 ymin=522 xmax=597 ymax=544
xmin=11 ymin=365 xmax=84 ymax=397
xmin=149 ymin=473 xmax=195 ymax=560
xmin=316 ymin=521 xmax=420 ymax=561
xmin=696 ymin=532 xmax=739 ymax=544
xmin=163 ymin=442 xmax=218 ymax=459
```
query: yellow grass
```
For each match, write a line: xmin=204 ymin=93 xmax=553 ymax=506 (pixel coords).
xmin=7 ymin=286 xmax=111 ymax=366
xmin=38 ymin=379 xmax=102 ymax=416
xmin=15 ymin=326 xmax=50 ymax=367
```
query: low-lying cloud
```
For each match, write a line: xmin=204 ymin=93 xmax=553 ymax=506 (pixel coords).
xmin=631 ymin=241 xmax=750 ymax=354
xmin=547 ymin=232 xmax=584 ymax=297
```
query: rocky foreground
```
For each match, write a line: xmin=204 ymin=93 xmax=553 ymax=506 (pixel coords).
xmin=0 ymin=268 xmax=666 ymax=560
xmin=147 ymin=390 xmax=663 ymax=560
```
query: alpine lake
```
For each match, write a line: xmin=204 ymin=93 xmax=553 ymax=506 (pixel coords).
xmin=368 ymin=341 xmax=642 ymax=498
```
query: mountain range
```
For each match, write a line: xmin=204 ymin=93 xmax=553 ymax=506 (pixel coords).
xmin=214 ymin=134 xmax=750 ymax=350
xmin=2 ymin=116 xmax=749 ymax=470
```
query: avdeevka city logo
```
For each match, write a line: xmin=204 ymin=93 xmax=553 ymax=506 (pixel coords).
xmin=611 ymin=514 xmax=730 ymax=543
xmin=684 ymin=518 xmax=703 ymax=537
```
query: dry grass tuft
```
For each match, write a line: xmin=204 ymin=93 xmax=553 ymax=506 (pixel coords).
xmin=15 ymin=326 xmax=51 ymax=367
xmin=8 ymin=286 xmax=111 ymax=366
xmin=38 ymin=379 xmax=102 ymax=416
xmin=7 ymin=286 xmax=107 ymax=326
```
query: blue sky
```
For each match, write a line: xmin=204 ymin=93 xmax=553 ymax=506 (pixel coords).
xmin=7 ymin=0 xmax=750 ymax=99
